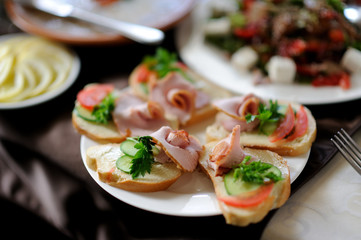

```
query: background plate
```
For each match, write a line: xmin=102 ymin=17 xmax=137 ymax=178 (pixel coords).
xmin=176 ymin=0 xmax=361 ymax=105
xmin=6 ymin=0 xmax=195 ymax=45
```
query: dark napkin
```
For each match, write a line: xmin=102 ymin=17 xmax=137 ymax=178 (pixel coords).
xmin=1 ymin=13 xmax=361 ymax=240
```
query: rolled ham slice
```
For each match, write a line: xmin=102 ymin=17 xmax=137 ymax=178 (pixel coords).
xmin=212 ymin=94 xmax=262 ymax=132
xmin=112 ymin=92 xmax=170 ymax=137
xmin=151 ymin=126 xmax=203 ymax=172
xmin=149 ymin=73 xmax=210 ymax=124
xmin=209 ymin=125 xmax=254 ymax=176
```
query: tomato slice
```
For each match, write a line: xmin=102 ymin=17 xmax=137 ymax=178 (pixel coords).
xmin=233 ymin=24 xmax=258 ymax=39
xmin=218 ymin=183 xmax=274 ymax=208
xmin=269 ymin=104 xmax=295 ymax=143
xmin=339 ymin=73 xmax=351 ymax=90
xmin=329 ymin=29 xmax=344 ymax=43
xmin=312 ymin=73 xmax=351 ymax=89
xmin=286 ymin=105 xmax=308 ymax=141
xmin=136 ymin=64 xmax=151 ymax=83
xmin=77 ymin=84 xmax=114 ymax=110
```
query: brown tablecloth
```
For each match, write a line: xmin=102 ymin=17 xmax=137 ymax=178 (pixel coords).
xmin=1 ymin=8 xmax=361 ymax=240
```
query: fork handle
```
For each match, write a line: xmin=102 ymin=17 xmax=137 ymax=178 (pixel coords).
xmin=70 ymin=7 xmax=165 ymax=44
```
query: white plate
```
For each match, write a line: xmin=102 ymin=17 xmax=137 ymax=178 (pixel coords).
xmin=0 ymin=33 xmax=80 ymax=109
xmin=80 ymin=117 xmax=309 ymax=216
xmin=176 ymin=0 xmax=361 ymax=105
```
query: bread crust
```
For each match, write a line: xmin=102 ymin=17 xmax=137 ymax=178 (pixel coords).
xmin=199 ymin=142 xmax=290 ymax=226
xmin=206 ymin=103 xmax=317 ymax=156
xmin=86 ymin=143 xmax=182 ymax=192
xmin=72 ymin=112 xmax=127 ymax=143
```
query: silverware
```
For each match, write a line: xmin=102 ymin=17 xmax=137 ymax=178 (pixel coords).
xmin=15 ymin=0 xmax=165 ymax=45
xmin=331 ymin=128 xmax=361 ymax=175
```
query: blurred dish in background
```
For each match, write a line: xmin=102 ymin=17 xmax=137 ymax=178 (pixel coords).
xmin=5 ymin=0 xmax=195 ymax=45
xmin=176 ymin=0 xmax=361 ymax=105
xmin=0 ymin=33 xmax=80 ymax=109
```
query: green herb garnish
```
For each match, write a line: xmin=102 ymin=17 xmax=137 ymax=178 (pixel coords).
xmin=129 ymin=136 xmax=155 ymax=179
xmin=233 ymin=156 xmax=283 ymax=185
xmin=245 ymin=100 xmax=284 ymax=135
xmin=92 ymin=93 xmax=115 ymax=124
xmin=142 ymin=48 xmax=194 ymax=83
xmin=326 ymin=0 xmax=344 ymax=14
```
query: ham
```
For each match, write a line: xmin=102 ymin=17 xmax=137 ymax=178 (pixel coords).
xmin=151 ymin=126 xmax=203 ymax=172
xmin=213 ymin=94 xmax=262 ymax=132
xmin=209 ymin=125 xmax=254 ymax=176
xmin=112 ymin=92 xmax=170 ymax=137
xmin=149 ymin=73 xmax=210 ymax=124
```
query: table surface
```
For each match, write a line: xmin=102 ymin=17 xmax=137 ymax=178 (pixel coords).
xmin=1 ymin=2 xmax=361 ymax=239
xmin=262 ymin=130 xmax=361 ymax=240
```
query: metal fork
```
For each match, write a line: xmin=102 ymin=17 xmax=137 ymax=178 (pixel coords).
xmin=331 ymin=128 xmax=361 ymax=175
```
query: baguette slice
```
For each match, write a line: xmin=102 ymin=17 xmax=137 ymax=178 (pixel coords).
xmin=72 ymin=103 xmax=127 ymax=143
xmin=86 ymin=143 xmax=182 ymax=192
xmin=199 ymin=142 xmax=290 ymax=226
xmin=206 ymin=103 xmax=317 ymax=156
xmin=129 ymin=64 xmax=232 ymax=127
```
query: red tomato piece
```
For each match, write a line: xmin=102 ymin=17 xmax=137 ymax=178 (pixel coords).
xmin=242 ymin=0 xmax=255 ymax=11
xmin=329 ymin=29 xmax=344 ymax=43
xmin=286 ymin=106 xmax=308 ymax=142
xmin=234 ymin=25 xmax=258 ymax=39
xmin=137 ymin=64 xmax=151 ymax=83
xmin=218 ymin=183 xmax=274 ymax=208
xmin=269 ymin=104 xmax=295 ymax=143
xmin=312 ymin=73 xmax=351 ymax=89
xmin=296 ymin=64 xmax=319 ymax=77
xmin=339 ymin=73 xmax=351 ymax=90
xmin=288 ymin=39 xmax=307 ymax=56
xmin=77 ymin=84 xmax=114 ymax=110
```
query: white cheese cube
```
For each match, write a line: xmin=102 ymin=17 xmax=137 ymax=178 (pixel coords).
xmin=268 ymin=56 xmax=296 ymax=84
xmin=204 ymin=17 xmax=231 ymax=36
xmin=231 ymin=46 xmax=258 ymax=71
xmin=341 ymin=47 xmax=361 ymax=73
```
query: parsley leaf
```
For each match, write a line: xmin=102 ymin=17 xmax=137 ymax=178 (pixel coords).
xmin=326 ymin=0 xmax=344 ymax=14
xmin=129 ymin=136 xmax=155 ymax=179
xmin=142 ymin=48 xmax=194 ymax=83
xmin=92 ymin=93 xmax=115 ymax=124
xmin=245 ymin=100 xmax=284 ymax=135
xmin=233 ymin=156 xmax=283 ymax=185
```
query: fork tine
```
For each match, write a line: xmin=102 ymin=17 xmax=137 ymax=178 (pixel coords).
xmin=340 ymin=128 xmax=361 ymax=155
xmin=331 ymin=134 xmax=361 ymax=175
xmin=338 ymin=129 xmax=361 ymax=168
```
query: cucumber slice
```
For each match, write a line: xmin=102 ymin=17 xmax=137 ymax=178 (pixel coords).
xmin=74 ymin=105 xmax=97 ymax=122
xmin=120 ymin=139 xmax=139 ymax=157
xmin=116 ymin=155 xmax=133 ymax=173
xmin=277 ymin=104 xmax=288 ymax=115
xmin=224 ymin=170 xmax=260 ymax=195
xmin=140 ymin=82 xmax=149 ymax=94
xmin=264 ymin=164 xmax=282 ymax=179
xmin=262 ymin=122 xmax=278 ymax=135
